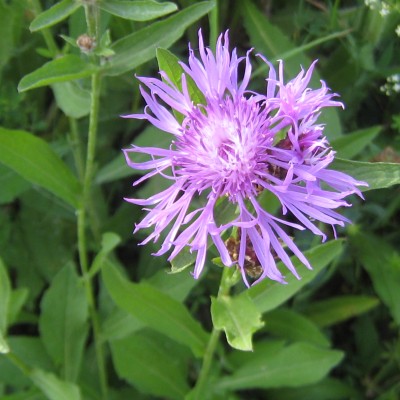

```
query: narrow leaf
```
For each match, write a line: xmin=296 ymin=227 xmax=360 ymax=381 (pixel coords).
xmin=245 ymin=240 xmax=344 ymax=314
xmin=0 ymin=330 xmax=10 ymax=354
xmin=39 ymin=265 xmax=88 ymax=382
xmin=217 ymin=342 xmax=344 ymax=390
xmin=99 ymin=0 xmax=178 ymax=21
xmin=103 ymin=1 xmax=214 ymax=76
xmin=30 ymin=0 xmax=81 ymax=32
xmin=0 ymin=128 xmax=81 ymax=208
xmin=111 ymin=331 xmax=190 ymax=399
xmin=332 ymin=159 xmax=400 ymax=191
xmin=350 ymin=230 xmax=400 ymax=325
xmin=18 ymin=55 xmax=96 ymax=92
xmin=211 ymin=294 xmax=264 ymax=351
xmin=265 ymin=309 xmax=330 ymax=348
xmin=102 ymin=260 xmax=208 ymax=356
xmin=331 ymin=126 xmax=381 ymax=159
xmin=303 ymin=295 xmax=379 ymax=327
xmin=30 ymin=369 xmax=81 ymax=400
xmin=0 ymin=257 xmax=11 ymax=333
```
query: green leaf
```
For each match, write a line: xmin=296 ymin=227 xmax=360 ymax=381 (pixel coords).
xmin=0 ymin=257 xmax=11 ymax=333
xmin=103 ymin=1 xmax=215 ymax=76
xmin=156 ymin=48 xmax=206 ymax=122
xmin=0 ymin=330 xmax=10 ymax=354
xmin=18 ymin=55 xmax=97 ymax=92
xmin=216 ymin=342 xmax=344 ymax=390
xmin=51 ymin=82 xmax=91 ymax=118
xmin=265 ymin=309 xmax=330 ymax=348
xmin=211 ymin=294 xmax=264 ymax=351
xmin=266 ymin=377 xmax=363 ymax=400
xmin=86 ymin=232 xmax=121 ymax=280
xmin=332 ymin=159 xmax=400 ymax=191
xmin=102 ymin=269 xmax=199 ymax=341
xmin=110 ymin=331 xmax=190 ymax=399
xmin=245 ymin=240 xmax=344 ymax=314
xmin=39 ymin=264 xmax=89 ymax=382
xmin=0 ymin=128 xmax=81 ymax=209
xmin=7 ymin=288 xmax=29 ymax=326
xmin=303 ymin=295 xmax=379 ymax=327
xmin=0 ymin=165 xmax=30 ymax=204
xmin=96 ymin=126 xmax=171 ymax=184
xmin=350 ymin=230 xmax=400 ymax=326
xmin=241 ymin=0 xmax=342 ymax=138
xmin=331 ymin=126 xmax=381 ymax=159
xmin=99 ymin=0 xmax=178 ymax=21
xmin=102 ymin=260 xmax=208 ymax=356
xmin=0 ymin=1 xmax=15 ymax=72
xmin=30 ymin=0 xmax=81 ymax=32
xmin=30 ymin=369 xmax=81 ymax=400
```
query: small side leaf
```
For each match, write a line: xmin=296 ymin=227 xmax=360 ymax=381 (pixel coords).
xmin=102 ymin=260 xmax=208 ymax=356
xmin=0 ymin=257 xmax=11 ymax=333
xmin=211 ymin=294 xmax=264 ymax=351
xmin=18 ymin=55 xmax=96 ymax=92
xmin=332 ymin=159 xmax=400 ymax=191
xmin=99 ymin=0 xmax=178 ymax=21
xmin=303 ymin=295 xmax=379 ymax=327
xmin=0 ymin=128 xmax=81 ymax=209
xmin=30 ymin=369 xmax=81 ymax=400
xmin=30 ymin=0 xmax=81 ymax=32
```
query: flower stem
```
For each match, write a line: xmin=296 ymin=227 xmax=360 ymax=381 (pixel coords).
xmin=77 ymin=70 xmax=107 ymax=399
xmin=192 ymin=267 xmax=234 ymax=399
xmin=209 ymin=0 xmax=219 ymax=51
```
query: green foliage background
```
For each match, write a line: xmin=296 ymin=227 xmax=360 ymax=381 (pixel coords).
xmin=0 ymin=0 xmax=400 ymax=399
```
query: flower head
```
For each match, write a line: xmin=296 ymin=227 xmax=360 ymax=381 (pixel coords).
xmin=123 ymin=30 xmax=367 ymax=286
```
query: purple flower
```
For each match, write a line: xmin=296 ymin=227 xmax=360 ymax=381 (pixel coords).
xmin=123 ymin=30 xmax=367 ymax=286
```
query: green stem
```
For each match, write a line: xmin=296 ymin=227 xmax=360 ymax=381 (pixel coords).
xmin=77 ymin=71 xmax=107 ymax=399
xmin=84 ymin=1 xmax=99 ymax=38
xmin=192 ymin=267 xmax=233 ymax=399
xmin=6 ymin=352 xmax=31 ymax=376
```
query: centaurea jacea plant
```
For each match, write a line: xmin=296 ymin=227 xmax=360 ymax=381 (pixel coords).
xmin=124 ymin=30 xmax=366 ymax=286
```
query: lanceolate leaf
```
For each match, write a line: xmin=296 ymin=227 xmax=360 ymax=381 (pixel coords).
xmin=103 ymin=1 xmax=214 ymax=76
xmin=0 ymin=257 xmax=11 ymax=334
xmin=217 ymin=342 xmax=343 ymax=390
xmin=332 ymin=159 xmax=400 ymax=191
xmin=102 ymin=260 xmax=208 ymax=356
xmin=99 ymin=0 xmax=178 ymax=21
xmin=0 ymin=128 xmax=81 ymax=209
xmin=245 ymin=240 xmax=344 ymax=314
xmin=39 ymin=265 xmax=88 ymax=382
xmin=30 ymin=0 xmax=81 ymax=32
xmin=18 ymin=55 xmax=96 ymax=92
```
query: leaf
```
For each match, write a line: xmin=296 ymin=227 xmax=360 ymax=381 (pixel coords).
xmin=211 ymin=294 xmax=264 ymax=351
xmin=0 ymin=257 xmax=11 ymax=333
xmin=99 ymin=0 xmax=178 ymax=21
xmin=0 ymin=165 xmax=30 ymax=204
xmin=30 ymin=369 xmax=81 ymax=400
xmin=332 ymin=159 xmax=400 ymax=191
xmin=245 ymin=240 xmax=344 ymax=314
xmin=241 ymin=0 xmax=342 ymax=138
xmin=0 ymin=1 xmax=15 ymax=72
xmin=96 ymin=126 xmax=171 ymax=184
xmin=30 ymin=0 xmax=81 ymax=32
xmin=350 ymin=230 xmax=400 ymax=326
xmin=51 ymin=82 xmax=91 ymax=119
xmin=110 ymin=331 xmax=190 ymax=399
xmin=103 ymin=1 xmax=215 ymax=76
xmin=0 ymin=128 xmax=81 ymax=209
xmin=265 ymin=309 xmax=330 ymax=348
xmin=86 ymin=232 xmax=121 ymax=279
xmin=18 ymin=55 xmax=97 ymax=92
xmin=216 ymin=342 xmax=344 ymax=390
xmin=102 ymin=260 xmax=208 ymax=356
xmin=331 ymin=126 xmax=381 ymax=159
xmin=39 ymin=264 xmax=89 ymax=382
xmin=303 ymin=295 xmax=379 ymax=327
xmin=7 ymin=288 xmax=29 ymax=326
xmin=0 ymin=330 xmax=10 ymax=354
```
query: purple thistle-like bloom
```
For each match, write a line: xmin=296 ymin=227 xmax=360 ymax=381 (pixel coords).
xmin=123 ymin=30 xmax=367 ymax=286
